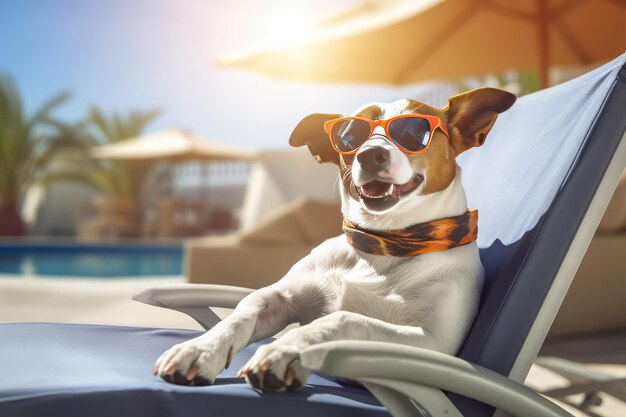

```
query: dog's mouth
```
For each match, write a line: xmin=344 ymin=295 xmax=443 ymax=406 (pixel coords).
xmin=357 ymin=174 xmax=424 ymax=212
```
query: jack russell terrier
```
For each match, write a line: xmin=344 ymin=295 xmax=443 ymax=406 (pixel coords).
xmin=154 ymin=87 xmax=516 ymax=391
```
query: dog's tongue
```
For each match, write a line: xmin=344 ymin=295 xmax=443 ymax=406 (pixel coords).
xmin=361 ymin=181 xmax=393 ymax=198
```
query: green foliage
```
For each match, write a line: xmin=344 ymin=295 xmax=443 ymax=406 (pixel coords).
xmin=62 ymin=107 xmax=160 ymax=199
xmin=451 ymin=69 xmax=541 ymax=98
xmin=515 ymin=70 xmax=541 ymax=96
xmin=0 ymin=71 xmax=160 ymax=231
xmin=87 ymin=107 xmax=161 ymax=145
xmin=46 ymin=107 xmax=161 ymax=198
xmin=0 ymin=74 xmax=74 ymax=207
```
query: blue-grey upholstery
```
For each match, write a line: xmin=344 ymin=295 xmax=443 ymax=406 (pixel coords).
xmin=0 ymin=323 xmax=386 ymax=417
xmin=1 ymin=53 xmax=624 ymax=417
xmin=454 ymin=54 xmax=626 ymax=415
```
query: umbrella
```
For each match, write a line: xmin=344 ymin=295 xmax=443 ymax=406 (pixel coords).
xmin=91 ymin=128 xmax=256 ymax=162
xmin=218 ymin=0 xmax=626 ymax=87
xmin=90 ymin=129 xmax=255 ymax=228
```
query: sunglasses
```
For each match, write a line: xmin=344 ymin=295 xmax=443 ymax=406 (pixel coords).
xmin=324 ymin=114 xmax=449 ymax=155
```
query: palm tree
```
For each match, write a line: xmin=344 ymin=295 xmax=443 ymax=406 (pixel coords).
xmin=53 ymin=107 xmax=161 ymax=197
xmin=44 ymin=107 xmax=161 ymax=238
xmin=0 ymin=74 xmax=72 ymax=236
xmin=85 ymin=107 xmax=161 ymax=198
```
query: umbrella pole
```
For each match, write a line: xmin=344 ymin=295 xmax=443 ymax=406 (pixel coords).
xmin=537 ymin=0 xmax=549 ymax=88
xmin=203 ymin=162 xmax=209 ymax=203
xmin=203 ymin=162 xmax=210 ymax=231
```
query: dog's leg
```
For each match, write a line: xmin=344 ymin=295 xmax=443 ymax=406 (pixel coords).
xmin=154 ymin=253 xmax=334 ymax=387
xmin=241 ymin=311 xmax=437 ymax=391
xmin=153 ymin=285 xmax=297 ymax=386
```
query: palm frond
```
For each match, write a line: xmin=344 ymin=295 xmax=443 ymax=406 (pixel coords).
xmin=87 ymin=106 xmax=161 ymax=144
xmin=88 ymin=107 xmax=117 ymax=144
xmin=0 ymin=72 xmax=71 ymax=207
xmin=40 ymin=171 xmax=100 ymax=190
xmin=25 ymin=90 xmax=71 ymax=133
xmin=0 ymin=70 xmax=162 ymax=222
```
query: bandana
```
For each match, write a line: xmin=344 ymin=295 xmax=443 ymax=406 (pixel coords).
xmin=343 ymin=209 xmax=478 ymax=257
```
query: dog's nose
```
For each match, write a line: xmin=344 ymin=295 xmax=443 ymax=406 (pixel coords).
xmin=357 ymin=147 xmax=390 ymax=170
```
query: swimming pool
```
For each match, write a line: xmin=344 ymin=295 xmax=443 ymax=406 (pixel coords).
xmin=0 ymin=241 xmax=183 ymax=278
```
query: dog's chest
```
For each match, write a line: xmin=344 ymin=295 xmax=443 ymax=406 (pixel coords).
xmin=317 ymin=251 xmax=439 ymax=326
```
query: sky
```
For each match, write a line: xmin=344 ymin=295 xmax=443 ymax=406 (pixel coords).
xmin=0 ymin=0 xmax=443 ymax=149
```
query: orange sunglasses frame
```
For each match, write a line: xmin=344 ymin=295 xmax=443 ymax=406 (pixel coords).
xmin=323 ymin=114 xmax=449 ymax=155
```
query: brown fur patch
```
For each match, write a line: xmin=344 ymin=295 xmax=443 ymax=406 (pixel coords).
xmin=410 ymin=133 xmax=457 ymax=194
xmin=345 ymin=99 xmax=460 ymax=196
xmin=339 ymin=90 xmax=513 ymax=198
xmin=339 ymin=154 xmax=359 ymax=201
xmin=354 ymin=104 xmax=384 ymax=120
xmin=444 ymin=88 xmax=516 ymax=154
xmin=401 ymin=100 xmax=458 ymax=195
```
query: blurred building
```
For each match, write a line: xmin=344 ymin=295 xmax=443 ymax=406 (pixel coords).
xmin=239 ymin=148 xmax=339 ymax=231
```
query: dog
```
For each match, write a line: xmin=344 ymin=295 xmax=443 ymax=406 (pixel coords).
xmin=153 ymin=87 xmax=516 ymax=391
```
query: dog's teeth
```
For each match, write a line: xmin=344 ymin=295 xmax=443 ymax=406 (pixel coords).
xmin=359 ymin=182 xmax=395 ymax=198
xmin=366 ymin=190 xmax=390 ymax=199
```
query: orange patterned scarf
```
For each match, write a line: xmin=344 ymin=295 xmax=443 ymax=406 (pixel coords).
xmin=343 ymin=209 xmax=478 ymax=257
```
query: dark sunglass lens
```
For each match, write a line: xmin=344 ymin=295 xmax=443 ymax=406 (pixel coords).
xmin=331 ymin=120 xmax=370 ymax=152
xmin=388 ymin=117 xmax=431 ymax=151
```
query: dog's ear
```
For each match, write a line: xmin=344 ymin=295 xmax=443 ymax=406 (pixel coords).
xmin=289 ymin=113 xmax=342 ymax=165
xmin=444 ymin=88 xmax=516 ymax=155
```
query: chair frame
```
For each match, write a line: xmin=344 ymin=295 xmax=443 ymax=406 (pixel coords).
xmin=135 ymin=130 xmax=625 ymax=417
xmin=134 ymin=62 xmax=626 ymax=417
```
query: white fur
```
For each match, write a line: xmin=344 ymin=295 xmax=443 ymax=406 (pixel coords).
xmin=352 ymin=135 xmax=414 ymax=187
xmin=344 ymin=166 xmax=469 ymax=231
xmin=154 ymin=104 xmax=485 ymax=391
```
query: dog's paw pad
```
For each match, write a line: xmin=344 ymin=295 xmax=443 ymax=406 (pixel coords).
xmin=191 ymin=375 xmax=213 ymax=386
xmin=262 ymin=370 xmax=286 ymax=391
xmin=160 ymin=371 xmax=193 ymax=386
xmin=287 ymin=377 xmax=305 ymax=391
xmin=245 ymin=369 xmax=262 ymax=388
xmin=245 ymin=368 xmax=286 ymax=392
xmin=244 ymin=367 xmax=305 ymax=392
xmin=242 ymin=362 xmax=307 ymax=391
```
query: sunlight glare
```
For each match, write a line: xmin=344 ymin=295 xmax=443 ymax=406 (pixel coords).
xmin=263 ymin=6 xmax=314 ymax=47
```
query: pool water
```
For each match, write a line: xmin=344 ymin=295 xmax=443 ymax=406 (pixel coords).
xmin=0 ymin=242 xmax=183 ymax=278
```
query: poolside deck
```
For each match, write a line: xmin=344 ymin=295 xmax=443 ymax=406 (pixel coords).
xmin=0 ymin=275 xmax=624 ymax=417
xmin=0 ymin=275 xmax=204 ymax=330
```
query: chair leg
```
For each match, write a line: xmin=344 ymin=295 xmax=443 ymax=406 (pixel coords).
xmin=536 ymin=357 xmax=626 ymax=407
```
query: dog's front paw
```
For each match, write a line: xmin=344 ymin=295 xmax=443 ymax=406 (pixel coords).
xmin=154 ymin=336 xmax=233 ymax=386
xmin=238 ymin=343 xmax=311 ymax=392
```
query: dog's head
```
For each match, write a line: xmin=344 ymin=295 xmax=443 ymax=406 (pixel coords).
xmin=290 ymin=88 xmax=515 ymax=227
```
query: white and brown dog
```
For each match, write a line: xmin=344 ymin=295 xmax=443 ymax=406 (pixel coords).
xmin=154 ymin=88 xmax=516 ymax=391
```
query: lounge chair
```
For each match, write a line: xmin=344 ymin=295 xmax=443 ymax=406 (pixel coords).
xmin=1 ymin=53 xmax=624 ymax=417
xmin=186 ymin=197 xmax=342 ymax=289
xmin=186 ymin=147 xmax=341 ymax=288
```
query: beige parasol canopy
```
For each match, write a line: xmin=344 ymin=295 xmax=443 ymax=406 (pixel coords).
xmin=91 ymin=128 xmax=256 ymax=162
xmin=219 ymin=0 xmax=626 ymax=86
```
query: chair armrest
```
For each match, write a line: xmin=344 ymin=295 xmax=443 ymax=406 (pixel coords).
xmin=301 ymin=341 xmax=572 ymax=417
xmin=132 ymin=284 xmax=254 ymax=330
xmin=132 ymin=283 xmax=254 ymax=309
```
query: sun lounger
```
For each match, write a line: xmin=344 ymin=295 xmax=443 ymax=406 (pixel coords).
xmin=1 ymin=53 xmax=624 ymax=417
xmin=186 ymin=198 xmax=341 ymax=289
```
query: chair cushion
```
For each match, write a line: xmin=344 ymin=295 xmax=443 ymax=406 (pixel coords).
xmin=457 ymin=53 xmax=626 ymax=248
xmin=0 ymin=323 xmax=388 ymax=417
xmin=451 ymin=53 xmax=626 ymax=417
xmin=241 ymin=198 xmax=342 ymax=245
